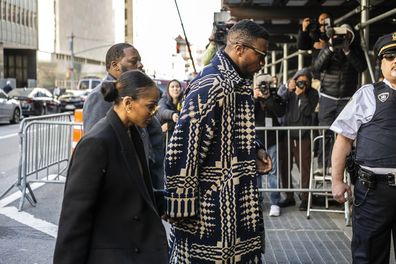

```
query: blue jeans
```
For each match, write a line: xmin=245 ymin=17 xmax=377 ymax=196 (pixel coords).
xmin=257 ymin=145 xmax=281 ymax=206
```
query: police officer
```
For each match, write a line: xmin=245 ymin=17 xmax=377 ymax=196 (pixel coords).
xmin=331 ymin=32 xmax=396 ymax=263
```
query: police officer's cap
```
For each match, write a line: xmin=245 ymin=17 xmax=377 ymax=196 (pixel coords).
xmin=374 ymin=32 xmax=396 ymax=59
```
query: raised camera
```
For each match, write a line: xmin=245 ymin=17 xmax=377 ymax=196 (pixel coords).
xmin=326 ymin=27 xmax=348 ymax=49
xmin=259 ymin=81 xmax=271 ymax=94
xmin=296 ymin=80 xmax=308 ymax=89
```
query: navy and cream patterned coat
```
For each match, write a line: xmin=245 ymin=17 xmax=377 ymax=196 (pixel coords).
xmin=165 ymin=51 xmax=264 ymax=263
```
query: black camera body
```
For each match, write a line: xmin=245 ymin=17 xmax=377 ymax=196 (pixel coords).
xmin=213 ymin=22 xmax=230 ymax=46
xmin=326 ymin=27 xmax=349 ymax=49
xmin=213 ymin=10 xmax=232 ymax=46
xmin=307 ymin=17 xmax=332 ymax=42
xmin=259 ymin=81 xmax=277 ymax=96
xmin=307 ymin=19 xmax=323 ymax=42
xmin=295 ymin=80 xmax=310 ymax=90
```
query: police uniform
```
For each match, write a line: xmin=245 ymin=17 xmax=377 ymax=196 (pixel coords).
xmin=331 ymin=32 xmax=396 ymax=263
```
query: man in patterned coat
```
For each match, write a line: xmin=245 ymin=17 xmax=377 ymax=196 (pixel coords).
xmin=165 ymin=19 xmax=270 ymax=263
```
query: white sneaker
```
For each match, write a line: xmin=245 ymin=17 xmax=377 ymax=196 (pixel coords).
xmin=269 ymin=205 xmax=280 ymax=217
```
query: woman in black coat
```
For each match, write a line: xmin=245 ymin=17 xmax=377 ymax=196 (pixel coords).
xmin=157 ymin=79 xmax=183 ymax=141
xmin=54 ymin=70 xmax=168 ymax=264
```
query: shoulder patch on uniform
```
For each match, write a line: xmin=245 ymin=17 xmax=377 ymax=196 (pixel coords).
xmin=378 ymin=92 xmax=389 ymax=102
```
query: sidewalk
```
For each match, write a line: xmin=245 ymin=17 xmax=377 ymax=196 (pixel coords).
xmin=262 ymin=199 xmax=351 ymax=264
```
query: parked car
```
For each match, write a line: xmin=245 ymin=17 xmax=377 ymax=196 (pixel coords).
xmin=0 ymin=89 xmax=22 ymax=123
xmin=8 ymin=88 xmax=60 ymax=116
xmin=77 ymin=77 xmax=101 ymax=90
xmin=58 ymin=89 xmax=91 ymax=112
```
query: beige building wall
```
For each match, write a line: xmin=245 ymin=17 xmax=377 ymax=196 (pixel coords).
xmin=55 ymin=0 xmax=115 ymax=62
xmin=37 ymin=0 xmax=121 ymax=88
xmin=0 ymin=0 xmax=38 ymax=50
xmin=125 ymin=0 xmax=133 ymax=44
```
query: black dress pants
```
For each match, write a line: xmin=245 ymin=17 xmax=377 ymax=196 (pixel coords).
xmin=352 ymin=179 xmax=396 ymax=264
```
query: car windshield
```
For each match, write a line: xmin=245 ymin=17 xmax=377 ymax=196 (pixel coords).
xmin=8 ymin=88 xmax=34 ymax=97
xmin=78 ymin=80 xmax=90 ymax=90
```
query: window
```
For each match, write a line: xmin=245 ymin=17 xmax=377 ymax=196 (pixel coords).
xmin=1 ymin=1 xmax=4 ymax=21
xmin=21 ymin=8 xmax=24 ymax=25
xmin=12 ymin=4 xmax=15 ymax=23
xmin=92 ymin=80 xmax=101 ymax=88
xmin=7 ymin=3 xmax=12 ymax=22
xmin=16 ymin=6 xmax=19 ymax=24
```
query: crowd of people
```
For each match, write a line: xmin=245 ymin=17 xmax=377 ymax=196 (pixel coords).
xmin=51 ymin=13 xmax=396 ymax=264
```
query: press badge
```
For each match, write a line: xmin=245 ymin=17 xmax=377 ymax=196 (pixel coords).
xmin=265 ymin=117 xmax=273 ymax=127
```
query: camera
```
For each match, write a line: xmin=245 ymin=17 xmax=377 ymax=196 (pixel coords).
xmin=213 ymin=10 xmax=232 ymax=46
xmin=213 ymin=22 xmax=231 ymax=46
xmin=296 ymin=80 xmax=308 ymax=89
xmin=256 ymin=74 xmax=272 ymax=94
xmin=326 ymin=26 xmax=349 ymax=49
xmin=259 ymin=81 xmax=271 ymax=94
xmin=307 ymin=17 xmax=332 ymax=42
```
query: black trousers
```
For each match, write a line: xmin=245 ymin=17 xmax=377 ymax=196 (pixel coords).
xmin=352 ymin=179 xmax=396 ymax=264
xmin=317 ymin=96 xmax=348 ymax=168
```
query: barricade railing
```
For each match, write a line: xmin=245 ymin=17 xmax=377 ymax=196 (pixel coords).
xmin=0 ymin=113 xmax=83 ymax=211
xmin=256 ymin=125 xmax=351 ymax=225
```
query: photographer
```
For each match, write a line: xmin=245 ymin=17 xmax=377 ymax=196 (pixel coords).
xmin=277 ymin=68 xmax=319 ymax=211
xmin=297 ymin=12 xmax=332 ymax=51
xmin=201 ymin=16 xmax=237 ymax=66
xmin=254 ymin=73 xmax=286 ymax=217
xmin=312 ymin=23 xmax=367 ymax=175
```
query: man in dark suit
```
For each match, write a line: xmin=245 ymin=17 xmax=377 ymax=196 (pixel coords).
xmin=83 ymin=43 xmax=165 ymax=190
xmin=83 ymin=43 xmax=143 ymax=132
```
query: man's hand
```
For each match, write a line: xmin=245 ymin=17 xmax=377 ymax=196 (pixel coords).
xmin=256 ymin=148 xmax=272 ymax=174
xmin=313 ymin=39 xmax=326 ymax=50
xmin=253 ymin=88 xmax=270 ymax=100
xmin=161 ymin=123 xmax=168 ymax=132
xmin=288 ymin=79 xmax=296 ymax=92
xmin=172 ymin=113 xmax=179 ymax=123
xmin=332 ymin=180 xmax=352 ymax=203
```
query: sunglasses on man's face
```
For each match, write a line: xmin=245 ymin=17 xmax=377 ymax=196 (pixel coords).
xmin=233 ymin=42 xmax=268 ymax=60
xmin=381 ymin=53 xmax=396 ymax=62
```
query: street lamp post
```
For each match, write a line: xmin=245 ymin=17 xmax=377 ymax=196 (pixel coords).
xmin=68 ymin=33 xmax=75 ymax=86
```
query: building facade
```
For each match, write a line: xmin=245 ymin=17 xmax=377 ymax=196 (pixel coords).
xmin=0 ymin=0 xmax=38 ymax=88
xmin=38 ymin=0 xmax=119 ymax=89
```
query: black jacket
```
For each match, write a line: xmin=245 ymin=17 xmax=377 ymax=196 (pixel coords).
xmin=157 ymin=95 xmax=180 ymax=138
xmin=54 ymin=109 xmax=168 ymax=264
xmin=278 ymin=84 xmax=319 ymax=139
xmin=312 ymin=43 xmax=367 ymax=98
xmin=254 ymin=93 xmax=286 ymax=147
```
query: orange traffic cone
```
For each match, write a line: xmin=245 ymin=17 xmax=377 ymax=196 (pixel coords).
xmin=72 ymin=109 xmax=84 ymax=150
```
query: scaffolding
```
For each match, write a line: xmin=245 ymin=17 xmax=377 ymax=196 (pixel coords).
xmin=263 ymin=2 xmax=396 ymax=84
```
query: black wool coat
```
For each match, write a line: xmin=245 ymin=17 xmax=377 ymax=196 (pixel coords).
xmin=53 ymin=109 xmax=168 ymax=264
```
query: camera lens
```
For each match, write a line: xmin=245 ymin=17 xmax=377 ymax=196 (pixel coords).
xmin=296 ymin=80 xmax=307 ymax=89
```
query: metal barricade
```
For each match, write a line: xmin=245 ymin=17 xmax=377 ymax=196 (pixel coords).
xmin=256 ymin=125 xmax=351 ymax=226
xmin=0 ymin=113 xmax=83 ymax=211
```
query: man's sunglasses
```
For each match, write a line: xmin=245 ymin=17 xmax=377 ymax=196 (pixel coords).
xmin=234 ymin=42 xmax=268 ymax=59
xmin=381 ymin=53 xmax=396 ymax=62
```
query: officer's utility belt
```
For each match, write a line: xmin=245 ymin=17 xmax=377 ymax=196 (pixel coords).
xmin=358 ymin=167 xmax=396 ymax=189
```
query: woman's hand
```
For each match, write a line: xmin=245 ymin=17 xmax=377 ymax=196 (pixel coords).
xmin=172 ymin=113 xmax=179 ymax=123
xmin=161 ymin=123 xmax=168 ymax=132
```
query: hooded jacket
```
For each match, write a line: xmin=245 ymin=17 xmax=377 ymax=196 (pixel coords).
xmin=311 ymin=25 xmax=367 ymax=98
